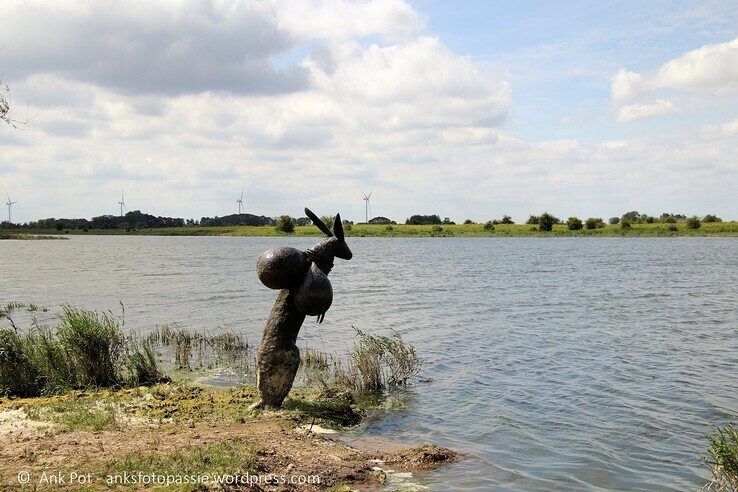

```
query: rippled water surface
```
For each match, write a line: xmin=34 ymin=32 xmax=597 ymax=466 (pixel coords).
xmin=2 ymin=236 xmax=737 ymax=490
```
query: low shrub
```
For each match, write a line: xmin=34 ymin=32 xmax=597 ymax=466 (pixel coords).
xmin=704 ymin=214 xmax=722 ymax=223
xmin=686 ymin=216 xmax=701 ymax=229
xmin=463 ymin=219 xmax=474 ymax=225
xmin=483 ymin=221 xmax=494 ymax=231
xmin=500 ymin=215 xmax=514 ymax=224
xmin=585 ymin=217 xmax=605 ymax=229
xmin=275 ymin=215 xmax=295 ymax=233
xmin=538 ymin=212 xmax=558 ymax=232
xmin=609 ymin=216 xmax=620 ymax=225
xmin=668 ymin=224 xmax=678 ymax=232
xmin=620 ymin=220 xmax=631 ymax=229
xmin=566 ymin=217 xmax=583 ymax=230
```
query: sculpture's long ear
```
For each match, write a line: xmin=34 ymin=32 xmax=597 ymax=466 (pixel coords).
xmin=305 ymin=207 xmax=333 ymax=237
xmin=333 ymin=213 xmax=344 ymax=241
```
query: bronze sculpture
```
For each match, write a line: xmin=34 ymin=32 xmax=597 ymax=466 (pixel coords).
xmin=250 ymin=208 xmax=352 ymax=409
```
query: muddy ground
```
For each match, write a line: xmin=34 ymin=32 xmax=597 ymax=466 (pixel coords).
xmin=0 ymin=384 xmax=457 ymax=491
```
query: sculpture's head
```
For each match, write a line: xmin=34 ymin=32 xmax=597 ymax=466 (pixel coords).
xmin=305 ymin=208 xmax=352 ymax=266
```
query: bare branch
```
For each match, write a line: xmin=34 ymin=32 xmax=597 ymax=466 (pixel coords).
xmin=0 ymin=80 xmax=31 ymax=128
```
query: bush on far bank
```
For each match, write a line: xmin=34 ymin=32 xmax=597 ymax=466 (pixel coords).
xmin=566 ymin=217 xmax=583 ymax=230
xmin=585 ymin=217 xmax=606 ymax=229
xmin=275 ymin=215 xmax=295 ymax=233
xmin=538 ymin=213 xmax=559 ymax=232
xmin=686 ymin=216 xmax=701 ymax=229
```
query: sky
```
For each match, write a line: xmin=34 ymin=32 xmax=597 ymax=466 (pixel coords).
xmin=1 ymin=0 xmax=737 ymax=223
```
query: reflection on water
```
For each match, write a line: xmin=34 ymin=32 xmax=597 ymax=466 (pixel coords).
xmin=2 ymin=236 xmax=737 ymax=490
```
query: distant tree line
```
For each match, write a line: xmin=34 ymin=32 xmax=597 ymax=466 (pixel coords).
xmin=1 ymin=208 xmax=726 ymax=232
xmin=199 ymin=213 xmax=275 ymax=227
xmin=4 ymin=211 xmax=186 ymax=231
xmin=405 ymin=214 xmax=457 ymax=225
xmin=402 ymin=210 xmax=723 ymax=232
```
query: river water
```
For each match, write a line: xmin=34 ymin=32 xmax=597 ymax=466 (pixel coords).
xmin=2 ymin=236 xmax=737 ymax=490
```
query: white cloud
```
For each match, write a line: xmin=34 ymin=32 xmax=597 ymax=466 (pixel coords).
xmin=611 ymin=37 xmax=738 ymax=102
xmin=702 ymin=117 xmax=738 ymax=136
xmin=275 ymin=0 xmax=424 ymax=41
xmin=611 ymin=69 xmax=644 ymax=103
xmin=656 ymin=37 xmax=738 ymax=91
xmin=616 ymin=99 xmax=679 ymax=122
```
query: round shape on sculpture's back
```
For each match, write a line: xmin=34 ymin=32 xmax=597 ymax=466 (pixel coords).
xmin=257 ymin=247 xmax=309 ymax=289
xmin=295 ymin=264 xmax=333 ymax=316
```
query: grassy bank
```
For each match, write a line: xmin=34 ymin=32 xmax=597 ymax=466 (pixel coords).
xmin=16 ymin=220 xmax=738 ymax=237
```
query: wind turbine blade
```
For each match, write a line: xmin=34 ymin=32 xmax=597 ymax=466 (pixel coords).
xmin=368 ymin=190 xmax=373 ymax=199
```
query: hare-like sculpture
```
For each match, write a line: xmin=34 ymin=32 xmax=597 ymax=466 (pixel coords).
xmin=250 ymin=208 xmax=352 ymax=409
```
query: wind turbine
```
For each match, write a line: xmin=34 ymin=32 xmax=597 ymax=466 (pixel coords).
xmin=5 ymin=192 xmax=17 ymax=223
xmin=236 ymin=187 xmax=244 ymax=215
xmin=362 ymin=190 xmax=373 ymax=223
xmin=118 ymin=188 xmax=126 ymax=216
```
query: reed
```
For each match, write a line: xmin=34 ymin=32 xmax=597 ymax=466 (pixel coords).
xmin=56 ymin=306 xmax=123 ymax=387
xmin=307 ymin=327 xmax=422 ymax=396
xmin=0 ymin=329 xmax=43 ymax=396
xmin=706 ymin=424 xmax=738 ymax=491
xmin=146 ymin=324 xmax=251 ymax=372
xmin=0 ymin=306 xmax=167 ymax=397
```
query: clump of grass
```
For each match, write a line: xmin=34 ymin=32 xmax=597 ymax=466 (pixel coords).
xmin=126 ymin=337 xmax=169 ymax=386
xmin=0 ymin=306 xmax=167 ymax=397
xmin=0 ymin=329 xmax=43 ymax=396
xmin=57 ymin=306 xmax=123 ymax=387
xmin=332 ymin=327 xmax=421 ymax=395
xmin=705 ymin=424 xmax=738 ymax=491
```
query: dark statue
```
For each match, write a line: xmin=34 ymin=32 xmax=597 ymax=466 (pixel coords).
xmin=250 ymin=208 xmax=352 ymax=409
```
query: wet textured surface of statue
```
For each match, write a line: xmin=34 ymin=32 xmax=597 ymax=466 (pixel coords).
xmin=251 ymin=208 xmax=352 ymax=409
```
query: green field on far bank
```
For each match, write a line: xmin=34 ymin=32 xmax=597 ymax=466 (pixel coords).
xmin=13 ymin=221 xmax=738 ymax=238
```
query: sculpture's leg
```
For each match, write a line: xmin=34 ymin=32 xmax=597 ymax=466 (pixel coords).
xmin=251 ymin=289 xmax=306 ymax=409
